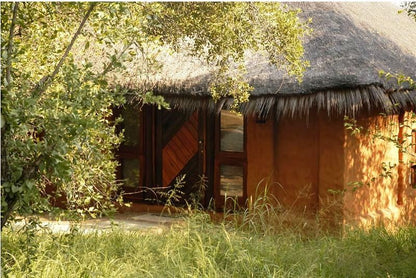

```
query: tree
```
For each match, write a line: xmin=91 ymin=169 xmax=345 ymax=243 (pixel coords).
xmin=401 ymin=1 xmax=416 ymax=88
xmin=381 ymin=2 xmax=416 ymax=89
xmin=401 ymin=1 xmax=416 ymax=20
xmin=378 ymin=2 xmax=416 ymax=90
xmin=1 ymin=2 xmax=310 ymax=228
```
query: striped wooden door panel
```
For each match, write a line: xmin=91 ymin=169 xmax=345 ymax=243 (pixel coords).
xmin=162 ymin=112 xmax=199 ymax=187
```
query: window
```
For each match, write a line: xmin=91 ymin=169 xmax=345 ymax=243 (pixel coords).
xmin=220 ymin=165 xmax=244 ymax=197
xmin=121 ymin=105 xmax=142 ymax=147
xmin=215 ymin=110 xmax=246 ymax=206
xmin=220 ymin=110 xmax=244 ymax=152
xmin=115 ymin=102 xmax=144 ymax=195
xmin=121 ymin=159 xmax=141 ymax=188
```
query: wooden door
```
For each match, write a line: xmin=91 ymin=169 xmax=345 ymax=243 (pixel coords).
xmin=155 ymin=109 xmax=206 ymax=204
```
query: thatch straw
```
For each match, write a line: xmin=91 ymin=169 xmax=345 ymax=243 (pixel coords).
xmin=116 ymin=2 xmax=416 ymax=118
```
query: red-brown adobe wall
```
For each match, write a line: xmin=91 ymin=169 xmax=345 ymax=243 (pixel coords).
xmin=246 ymin=114 xmax=328 ymax=214
xmin=343 ymin=113 xmax=416 ymax=227
xmin=241 ymin=112 xmax=416 ymax=226
xmin=402 ymin=113 xmax=416 ymax=223
xmin=246 ymin=113 xmax=344 ymax=218
xmin=273 ymin=115 xmax=320 ymax=214
xmin=317 ymin=114 xmax=345 ymax=224
xmin=246 ymin=116 xmax=275 ymax=200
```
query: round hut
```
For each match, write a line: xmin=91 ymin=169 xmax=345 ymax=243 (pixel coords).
xmin=115 ymin=2 xmax=416 ymax=226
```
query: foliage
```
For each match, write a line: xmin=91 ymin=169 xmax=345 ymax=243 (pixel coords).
xmin=2 ymin=215 xmax=416 ymax=277
xmin=145 ymin=2 xmax=310 ymax=106
xmin=343 ymin=113 xmax=416 ymax=193
xmin=380 ymin=2 xmax=416 ymax=92
xmin=344 ymin=113 xmax=416 ymax=152
xmin=188 ymin=175 xmax=209 ymax=210
xmin=400 ymin=1 xmax=416 ymax=21
xmin=1 ymin=2 xmax=309 ymax=228
xmin=1 ymin=3 xmax=126 ymax=227
xmin=153 ymin=174 xmax=208 ymax=214
xmin=379 ymin=70 xmax=416 ymax=90
xmin=158 ymin=174 xmax=186 ymax=215
xmin=343 ymin=116 xmax=364 ymax=136
xmin=1 ymin=58 xmax=124 ymax=219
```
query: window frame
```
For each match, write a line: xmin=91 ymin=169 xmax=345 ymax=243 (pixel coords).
xmin=214 ymin=110 xmax=247 ymax=207
xmin=114 ymin=103 xmax=145 ymax=199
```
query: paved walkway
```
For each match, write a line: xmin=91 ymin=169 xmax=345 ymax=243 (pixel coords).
xmin=13 ymin=213 xmax=183 ymax=234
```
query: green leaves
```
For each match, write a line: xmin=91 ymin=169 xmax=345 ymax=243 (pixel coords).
xmin=400 ymin=2 xmax=416 ymax=21
xmin=379 ymin=70 xmax=416 ymax=90
xmin=145 ymin=2 xmax=310 ymax=106
xmin=1 ymin=3 xmax=125 ymax=225
xmin=142 ymin=91 xmax=170 ymax=110
xmin=344 ymin=116 xmax=364 ymax=136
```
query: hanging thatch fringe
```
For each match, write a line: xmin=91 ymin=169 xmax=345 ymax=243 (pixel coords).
xmin=159 ymin=85 xmax=415 ymax=119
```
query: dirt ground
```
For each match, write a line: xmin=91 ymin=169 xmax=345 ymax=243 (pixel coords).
xmin=11 ymin=212 xmax=183 ymax=234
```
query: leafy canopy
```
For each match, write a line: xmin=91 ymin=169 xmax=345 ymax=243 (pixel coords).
xmin=401 ymin=1 xmax=416 ymax=21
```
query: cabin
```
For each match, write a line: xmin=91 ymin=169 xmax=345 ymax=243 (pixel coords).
xmin=114 ymin=2 xmax=416 ymax=227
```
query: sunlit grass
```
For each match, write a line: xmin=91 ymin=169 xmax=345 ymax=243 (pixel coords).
xmin=2 ymin=210 xmax=416 ymax=278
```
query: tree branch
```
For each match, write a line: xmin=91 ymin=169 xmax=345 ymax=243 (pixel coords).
xmin=100 ymin=41 xmax=133 ymax=77
xmin=6 ymin=2 xmax=19 ymax=87
xmin=35 ymin=3 xmax=97 ymax=95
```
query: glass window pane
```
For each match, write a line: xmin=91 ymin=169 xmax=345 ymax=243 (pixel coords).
xmin=220 ymin=165 xmax=243 ymax=197
xmin=122 ymin=104 xmax=141 ymax=147
xmin=220 ymin=110 xmax=244 ymax=152
xmin=122 ymin=159 xmax=140 ymax=188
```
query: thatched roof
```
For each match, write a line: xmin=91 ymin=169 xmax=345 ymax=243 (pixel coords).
xmin=119 ymin=2 xmax=416 ymax=118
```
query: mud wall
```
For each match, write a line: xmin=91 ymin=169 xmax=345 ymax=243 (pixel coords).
xmin=343 ymin=113 xmax=416 ymax=226
xmin=402 ymin=112 xmax=416 ymax=223
xmin=273 ymin=115 xmax=320 ymax=213
xmin=246 ymin=116 xmax=275 ymax=199
xmin=317 ymin=114 xmax=345 ymax=224
xmin=246 ymin=111 xmax=415 ymax=226
xmin=246 ymin=113 xmax=345 ymax=215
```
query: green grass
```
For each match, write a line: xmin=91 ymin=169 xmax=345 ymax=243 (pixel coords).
xmin=2 ymin=212 xmax=416 ymax=278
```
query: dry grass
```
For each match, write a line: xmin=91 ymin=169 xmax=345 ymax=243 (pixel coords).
xmin=2 ymin=186 xmax=416 ymax=277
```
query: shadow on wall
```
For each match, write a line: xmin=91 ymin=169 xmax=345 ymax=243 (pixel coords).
xmin=343 ymin=114 xmax=416 ymax=227
xmin=402 ymin=112 xmax=416 ymax=224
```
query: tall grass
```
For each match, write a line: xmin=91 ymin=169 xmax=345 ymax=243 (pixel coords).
xmin=2 ymin=185 xmax=416 ymax=277
xmin=2 ymin=212 xmax=416 ymax=277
